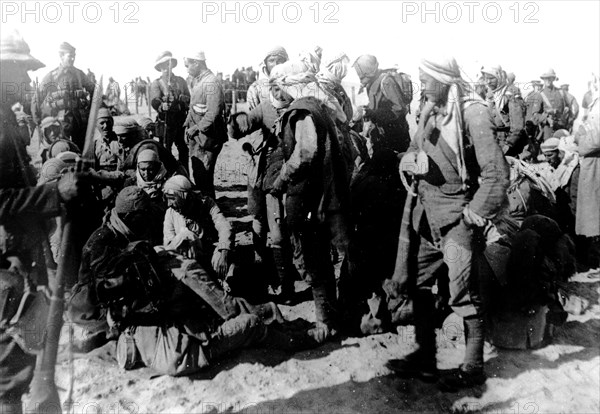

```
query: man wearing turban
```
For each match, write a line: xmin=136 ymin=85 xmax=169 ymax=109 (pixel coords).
xmin=269 ymin=63 xmax=351 ymax=343
xmin=352 ymin=54 xmax=411 ymax=154
xmin=480 ymin=64 xmax=527 ymax=156
xmin=388 ymin=56 xmax=509 ymax=391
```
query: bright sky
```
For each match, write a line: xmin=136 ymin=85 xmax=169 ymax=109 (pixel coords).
xmin=2 ymin=0 xmax=599 ymax=101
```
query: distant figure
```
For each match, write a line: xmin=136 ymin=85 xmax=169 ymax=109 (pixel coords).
xmin=135 ymin=76 xmax=148 ymax=106
xmin=87 ymin=68 xmax=96 ymax=85
xmin=104 ymin=76 xmax=121 ymax=109
xmin=560 ymin=84 xmax=579 ymax=132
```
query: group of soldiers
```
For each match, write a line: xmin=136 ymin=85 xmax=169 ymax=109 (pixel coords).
xmin=2 ymin=28 xmax=600 ymax=413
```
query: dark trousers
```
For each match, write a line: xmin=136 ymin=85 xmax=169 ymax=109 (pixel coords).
xmin=414 ymin=219 xmax=483 ymax=319
xmin=164 ymin=125 xmax=188 ymax=168
xmin=188 ymin=142 xmax=222 ymax=199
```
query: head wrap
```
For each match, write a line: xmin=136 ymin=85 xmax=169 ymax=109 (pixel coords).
xmin=137 ymin=149 xmax=160 ymax=164
xmin=115 ymin=186 xmax=151 ymax=215
xmin=163 ymin=175 xmax=193 ymax=195
xmin=55 ymin=151 xmax=79 ymax=165
xmin=352 ymin=55 xmax=379 ymax=79
xmin=540 ymin=138 xmax=560 ymax=153
xmin=260 ymin=46 xmax=289 ymax=77
xmin=317 ymin=52 xmax=350 ymax=85
xmin=39 ymin=158 xmax=67 ymax=184
xmin=481 ymin=64 xmax=508 ymax=109
xmin=50 ymin=139 xmax=80 ymax=158
xmin=299 ymin=48 xmax=322 ymax=74
xmin=40 ymin=117 xmax=62 ymax=146
xmin=269 ymin=61 xmax=347 ymax=123
xmin=58 ymin=42 xmax=76 ymax=54
xmin=419 ymin=56 xmax=480 ymax=188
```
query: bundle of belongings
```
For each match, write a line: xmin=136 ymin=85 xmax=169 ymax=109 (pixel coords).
xmin=373 ymin=153 xmax=578 ymax=350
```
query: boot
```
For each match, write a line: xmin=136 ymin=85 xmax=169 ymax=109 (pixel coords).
xmin=309 ymin=283 xmax=339 ymax=343
xmin=271 ymin=247 xmax=296 ymax=302
xmin=387 ymin=290 xmax=438 ymax=381
xmin=438 ymin=316 xmax=487 ymax=392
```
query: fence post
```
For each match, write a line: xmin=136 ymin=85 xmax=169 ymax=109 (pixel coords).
xmin=146 ymin=84 xmax=152 ymax=118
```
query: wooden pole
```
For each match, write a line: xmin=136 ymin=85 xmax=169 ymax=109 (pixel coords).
xmin=232 ymin=90 xmax=237 ymax=114
xmin=124 ymin=84 xmax=128 ymax=113
xmin=147 ymin=84 xmax=152 ymax=118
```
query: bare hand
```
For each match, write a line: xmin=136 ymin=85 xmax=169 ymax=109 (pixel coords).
xmin=212 ymin=250 xmax=230 ymax=278
xmin=57 ymin=162 xmax=91 ymax=203
xmin=462 ymin=206 xmax=486 ymax=227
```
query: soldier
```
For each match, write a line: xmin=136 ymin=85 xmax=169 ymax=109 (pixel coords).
xmin=150 ymin=51 xmax=191 ymax=168
xmin=1 ymin=30 xmax=89 ymax=414
xmin=560 ymin=84 xmax=580 ymax=132
xmin=528 ymin=69 xmax=567 ymax=141
xmin=387 ymin=56 xmax=509 ymax=391
xmin=352 ymin=55 xmax=411 ymax=154
xmin=32 ymin=42 xmax=96 ymax=150
xmin=183 ymin=51 xmax=228 ymax=199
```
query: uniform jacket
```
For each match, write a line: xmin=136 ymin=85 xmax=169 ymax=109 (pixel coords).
xmin=150 ymin=75 xmax=190 ymax=127
xmin=32 ymin=65 xmax=95 ymax=123
xmin=409 ymin=101 xmax=510 ymax=234
xmin=184 ymin=69 xmax=227 ymax=150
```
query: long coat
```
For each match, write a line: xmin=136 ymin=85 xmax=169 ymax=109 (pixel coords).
xmin=575 ymin=97 xmax=600 ymax=237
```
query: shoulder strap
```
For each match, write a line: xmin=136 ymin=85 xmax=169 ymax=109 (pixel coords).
xmin=540 ymin=90 xmax=553 ymax=111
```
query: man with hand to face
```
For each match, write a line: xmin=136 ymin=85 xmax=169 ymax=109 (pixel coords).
xmin=163 ymin=176 xmax=234 ymax=280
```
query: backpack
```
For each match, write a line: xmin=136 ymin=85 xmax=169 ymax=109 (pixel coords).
xmin=382 ymin=70 xmax=414 ymax=113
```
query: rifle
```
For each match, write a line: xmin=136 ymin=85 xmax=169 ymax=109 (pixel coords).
xmin=27 ymin=76 xmax=103 ymax=414
xmin=163 ymin=59 xmax=172 ymax=146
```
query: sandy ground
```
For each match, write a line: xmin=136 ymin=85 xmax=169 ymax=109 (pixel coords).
xmin=25 ymin=103 xmax=600 ymax=414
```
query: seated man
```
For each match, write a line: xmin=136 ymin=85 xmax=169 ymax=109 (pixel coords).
xmin=127 ymin=148 xmax=170 ymax=200
xmin=162 ymin=176 xmax=233 ymax=280
xmin=70 ymin=187 xmax=316 ymax=372
xmin=95 ymin=107 xmax=125 ymax=171
xmin=69 ymin=187 xmax=276 ymax=349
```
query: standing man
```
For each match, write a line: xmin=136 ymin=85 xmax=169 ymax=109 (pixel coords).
xmin=270 ymin=65 xmax=351 ymax=342
xmin=528 ymin=69 xmax=567 ymax=141
xmin=150 ymin=51 xmax=190 ymax=168
xmin=387 ymin=57 xmax=509 ymax=391
xmin=480 ymin=64 xmax=526 ymax=156
xmin=560 ymin=84 xmax=580 ymax=132
xmin=352 ymin=55 xmax=411 ymax=154
xmin=1 ymin=30 xmax=89 ymax=414
xmin=104 ymin=77 xmax=121 ymax=110
xmin=247 ymin=46 xmax=289 ymax=110
xmin=183 ymin=51 xmax=227 ymax=199
xmin=32 ymin=42 xmax=96 ymax=150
